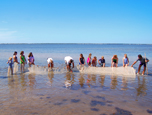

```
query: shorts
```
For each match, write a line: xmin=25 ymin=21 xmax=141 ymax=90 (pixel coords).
xmin=140 ymin=63 xmax=146 ymax=67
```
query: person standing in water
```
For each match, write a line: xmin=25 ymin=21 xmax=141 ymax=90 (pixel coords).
xmin=7 ymin=57 xmax=13 ymax=75
xmin=20 ymin=51 xmax=27 ymax=72
xmin=111 ymin=55 xmax=118 ymax=67
xmin=131 ymin=54 xmax=149 ymax=75
xmin=98 ymin=56 xmax=105 ymax=67
xmin=79 ymin=54 xmax=85 ymax=70
xmin=87 ymin=53 xmax=92 ymax=67
xmin=92 ymin=56 xmax=97 ymax=67
xmin=64 ymin=56 xmax=74 ymax=72
xmin=123 ymin=54 xmax=129 ymax=67
xmin=47 ymin=58 xmax=54 ymax=71
xmin=28 ymin=52 xmax=35 ymax=67
xmin=13 ymin=51 xmax=19 ymax=73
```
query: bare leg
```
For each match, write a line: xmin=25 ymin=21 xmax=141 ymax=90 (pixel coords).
xmin=11 ymin=68 xmax=13 ymax=75
xmin=23 ymin=64 xmax=25 ymax=72
xmin=8 ymin=67 xmax=10 ymax=75
xmin=138 ymin=65 xmax=142 ymax=74
xmin=20 ymin=64 xmax=22 ymax=72
xmin=142 ymin=66 xmax=146 ymax=75
xmin=103 ymin=63 xmax=105 ymax=67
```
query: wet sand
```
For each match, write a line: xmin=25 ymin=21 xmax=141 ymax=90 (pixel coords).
xmin=0 ymin=71 xmax=152 ymax=115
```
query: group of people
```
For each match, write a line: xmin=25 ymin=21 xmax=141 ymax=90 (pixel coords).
xmin=7 ymin=51 xmax=149 ymax=75
xmin=7 ymin=51 xmax=35 ymax=75
xmin=64 ymin=53 xmax=149 ymax=75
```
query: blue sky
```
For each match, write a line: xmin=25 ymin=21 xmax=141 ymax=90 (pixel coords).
xmin=0 ymin=0 xmax=152 ymax=44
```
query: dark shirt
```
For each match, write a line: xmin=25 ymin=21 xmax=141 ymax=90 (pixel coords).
xmin=136 ymin=58 xmax=148 ymax=64
xmin=99 ymin=59 xmax=105 ymax=63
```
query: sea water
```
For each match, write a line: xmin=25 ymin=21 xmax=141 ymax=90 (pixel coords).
xmin=0 ymin=44 xmax=152 ymax=115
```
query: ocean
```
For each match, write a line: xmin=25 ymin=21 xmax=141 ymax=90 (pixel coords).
xmin=0 ymin=44 xmax=152 ymax=115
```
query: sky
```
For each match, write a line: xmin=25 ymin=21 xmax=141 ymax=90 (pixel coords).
xmin=0 ymin=0 xmax=152 ymax=44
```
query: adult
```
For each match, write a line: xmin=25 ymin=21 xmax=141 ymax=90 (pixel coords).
xmin=64 ymin=56 xmax=74 ymax=72
xmin=13 ymin=51 xmax=19 ymax=73
xmin=131 ymin=54 xmax=149 ymax=75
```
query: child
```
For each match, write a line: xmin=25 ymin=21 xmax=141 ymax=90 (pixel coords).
xmin=28 ymin=52 xmax=35 ymax=67
xmin=92 ymin=56 xmax=97 ymax=67
xmin=79 ymin=54 xmax=85 ymax=70
xmin=47 ymin=58 xmax=54 ymax=71
xmin=87 ymin=53 xmax=92 ymax=66
xmin=98 ymin=56 xmax=105 ymax=67
xmin=131 ymin=54 xmax=149 ymax=75
xmin=13 ymin=51 xmax=19 ymax=73
xmin=7 ymin=57 xmax=13 ymax=75
xmin=20 ymin=51 xmax=27 ymax=72
xmin=111 ymin=55 xmax=118 ymax=67
xmin=79 ymin=54 xmax=85 ymax=65
xmin=123 ymin=54 xmax=129 ymax=67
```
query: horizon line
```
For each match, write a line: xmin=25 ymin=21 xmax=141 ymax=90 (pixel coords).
xmin=0 ymin=43 xmax=152 ymax=45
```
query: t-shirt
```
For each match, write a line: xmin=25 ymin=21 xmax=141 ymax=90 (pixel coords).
xmin=64 ymin=56 xmax=74 ymax=65
xmin=47 ymin=58 xmax=53 ymax=64
xmin=136 ymin=58 xmax=148 ymax=64
xmin=28 ymin=56 xmax=34 ymax=63
xmin=99 ymin=59 xmax=105 ymax=63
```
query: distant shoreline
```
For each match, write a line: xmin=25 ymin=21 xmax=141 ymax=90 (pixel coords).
xmin=0 ymin=43 xmax=152 ymax=45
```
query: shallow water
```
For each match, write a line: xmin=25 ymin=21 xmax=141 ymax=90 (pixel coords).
xmin=0 ymin=44 xmax=152 ymax=115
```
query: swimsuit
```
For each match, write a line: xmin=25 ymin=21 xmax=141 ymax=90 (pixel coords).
xmin=28 ymin=56 xmax=34 ymax=63
xmin=20 ymin=55 xmax=25 ymax=64
xmin=87 ymin=58 xmax=91 ymax=64
xmin=13 ymin=55 xmax=17 ymax=62
xmin=79 ymin=58 xmax=84 ymax=64
xmin=124 ymin=57 xmax=128 ymax=64
xmin=113 ymin=59 xmax=117 ymax=63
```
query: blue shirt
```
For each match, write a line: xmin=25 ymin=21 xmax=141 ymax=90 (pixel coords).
xmin=8 ymin=60 xmax=13 ymax=68
xmin=99 ymin=59 xmax=105 ymax=63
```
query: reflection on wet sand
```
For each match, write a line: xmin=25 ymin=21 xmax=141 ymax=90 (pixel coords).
xmin=91 ymin=74 xmax=96 ymax=85
xmin=136 ymin=76 xmax=147 ymax=96
xmin=64 ymin=73 xmax=75 ymax=87
xmin=28 ymin=73 xmax=36 ymax=88
xmin=110 ymin=75 xmax=118 ymax=89
xmin=78 ymin=73 xmax=85 ymax=87
xmin=99 ymin=75 xmax=105 ymax=87
xmin=86 ymin=74 xmax=97 ymax=87
xmin=2 ymin=72 xmax=152 ymax=115
xmin=47 ymin=72 xmax=54 ymax=86
xmin=86 ymin=74 xmax=91 ymax=87
xmin=20 ymin=74 xmax=27 ymax=91
xmin=121 ymin=77 xmax=128 ymax=91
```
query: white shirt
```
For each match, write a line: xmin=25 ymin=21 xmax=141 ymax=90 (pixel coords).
xmin=47 ymin=58 xmax=53 ymax=64
xmin=64 ymin=56 xmax=73 ymax=65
